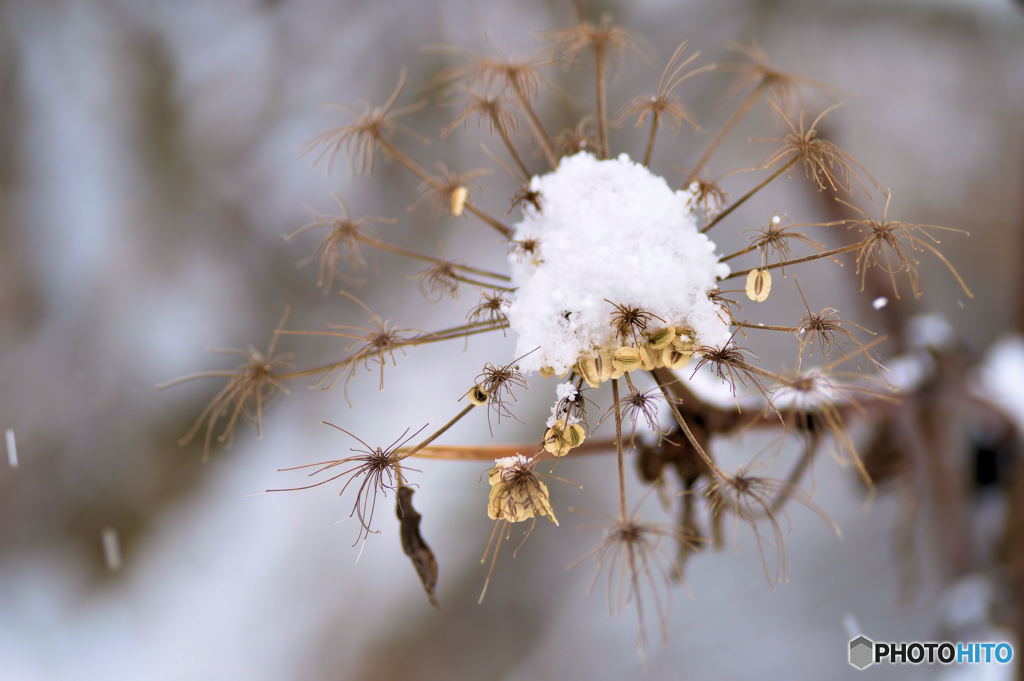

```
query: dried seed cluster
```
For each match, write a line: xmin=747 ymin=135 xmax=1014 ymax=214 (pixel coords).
xmin=160 ymin=11 xmax=972 ymax=651
xmin=559 ymin=324 xmax=696 ymax=389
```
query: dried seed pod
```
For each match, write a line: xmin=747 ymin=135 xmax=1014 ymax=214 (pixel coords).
xmin=396 ymin=486 xmax=440 ymax=609
xmin=578 ymin=348 xmax=614 ymax=388
xmin=661 ymin=346 xmax=694 ymax=370
xmin=639 ymin=345 xmax=657 ymax=371
xmin=597 ymin=348 xmax=614 ymax=382
xmin=673 ymin=327 xmax=696 ymax=349
xmin=539 ymin=366 xmax=555 ymax=378
xmin=745 ymin=268 xmax=772 ymax=302
xmin=467 ymin=385 xmax=489 ymax=405
xmin=577 ymin=356 xmax=600 ymax=388
xmin=648 ymin=326 xmax=676 ymax=350
xmin=543 ymin=418 xmax=586 ymax=456
xmin=450 ymin=185 xmax=468 ymax=216
xmin=612 ymin=345 xmax=644 ymax=372
xmin=487 ymin=456 xmax=558 ymax=524
xmin=647 ymin=343 xmax=666 ymax=368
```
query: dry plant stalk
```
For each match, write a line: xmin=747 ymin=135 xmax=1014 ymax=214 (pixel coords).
xmin=160 ymin=10 xmax=972 ymax=649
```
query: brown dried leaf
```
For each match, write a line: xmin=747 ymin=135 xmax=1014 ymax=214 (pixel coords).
xmin=396 ymin=486 xmax=440 ymax=609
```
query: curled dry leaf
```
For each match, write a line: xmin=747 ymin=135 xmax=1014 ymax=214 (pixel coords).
xmin=396 ymin=486 xmax=440 ymax=609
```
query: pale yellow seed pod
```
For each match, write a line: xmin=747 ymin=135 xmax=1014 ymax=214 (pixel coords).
xmin=649 ymin=344 xmax=666 ymax=368
xmin=612 ymin=346 xmax=644 ymax=372
xmin=672 ymin=337 xmax=695 ymax=354
xmin=565 ymin=423 xmax=586 ymax=449
xmin=672 ymin=327 xmax=696 ymax=350
xmin=543 ymin=419 xmax=566 ymax=455
xmin=639 ymin=345 xmax=657 ymax=371
xmin=543 ymin=419 xmax=571 ymax=457
xmin=648 ymin=327 xmax=676 ymax=350
xmin=596 ymin=348 xmax=613 ymax=383
xmin=543 ymin=419 xmax=585 ymax=457
xmin=661 ymin=346 xmax=694 ymax=370
xmin=577 ymin=356 xmax=601 ymax=389
xmin=539 ymin=366 xmax=555 ymax=378
xmin=450 ymin=186 xmax=468 ymax=216
xmin=487 ymin=476 xmax=556 ymax=524
xmin=745 ymin=268 xmax=772 ymax=302
xmin=467 ymin=385 xmax=488 ymax=406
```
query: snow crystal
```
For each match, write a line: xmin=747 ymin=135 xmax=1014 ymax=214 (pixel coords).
xmin=506 ymin=152 xmax=731 ymax=374
xmin=5 ymin=428 xmax=16 ymax=468
xmin=101 ymin=527 xmax=122 ymax=571
xmin=494 ymin=454 xmax=530 ymax=468
xmin=555 ymin=382 xmax=578 ymax=401
xmin=872 ymin=296 xmax=888 ymax=310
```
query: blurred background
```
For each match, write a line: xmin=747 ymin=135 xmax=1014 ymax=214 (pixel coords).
xmin=1 ymin=0 xmax=1023 ymax=679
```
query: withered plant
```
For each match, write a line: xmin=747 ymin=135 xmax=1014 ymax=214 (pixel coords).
xmin=161 ymin=9 xmax=974 ymax=651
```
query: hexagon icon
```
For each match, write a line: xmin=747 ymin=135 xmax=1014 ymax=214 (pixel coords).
xmin=849 ymin=635 xmax=874 ymax=670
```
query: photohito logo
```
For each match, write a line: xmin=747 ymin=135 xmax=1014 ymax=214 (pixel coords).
xmin=849 ymin=635 xmax=1014 ymax=670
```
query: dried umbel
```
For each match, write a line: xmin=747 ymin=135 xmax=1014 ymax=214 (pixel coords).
xmin=162 ymin=9 xmax=971 ymax=649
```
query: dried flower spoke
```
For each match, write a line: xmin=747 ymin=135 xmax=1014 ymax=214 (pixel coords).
xmin=158 ymin=307 xmax=293 ymax=461
xmin=303 ymin=70 xmax=427 ymax=175
xmin=839 ymin=190 xmax=973 ymax=300
xmin=269 ymin=423 xmax=426 ymax=547
xmin=755 ymin=100 xmax=881 ymax=197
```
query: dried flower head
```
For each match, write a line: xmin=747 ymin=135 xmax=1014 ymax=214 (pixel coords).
xmin=303 ymin=70 xmax=427 ymax=175
xmin=839 ymin=190 xmax=973 ymax=300
xmin=487 ymin=454 xmax=558 ymax=524
xmin=571 ymin=506 xmax=696 ymax=650
xmin=163 ymin=13 xmax=972 ymax=644
xmin=742 ymin=212 xmax=827 ymax=270
xmin=705 ymin=462 xmax=840 ymax=584
xmin=720 ymin=39 xmax=832 ymax=111
xmin=476 ymin=354 xmax=529 ymax=431
xmin=619 ymin=42 xmax=715 ymax=165
xmin=466 ymin=290 xmax=508 ymax=327
xmin=755 ymin=100 xmax=880 ymax=196
xmin=285 ymin=193 xmax=398 ymax=292
xmin=269 ymin=423 xmax=426 ymax=547
xmin=684 ymin=176 xmax=728 ymax=221
xmin=794 ymin=280 xmax=877 ymax=366
xmin=157 ymin=307 xmax=293 ymax=461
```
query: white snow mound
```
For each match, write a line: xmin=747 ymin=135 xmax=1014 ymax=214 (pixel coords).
xmin=506 ymin=152 xmax=731 ymax=374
